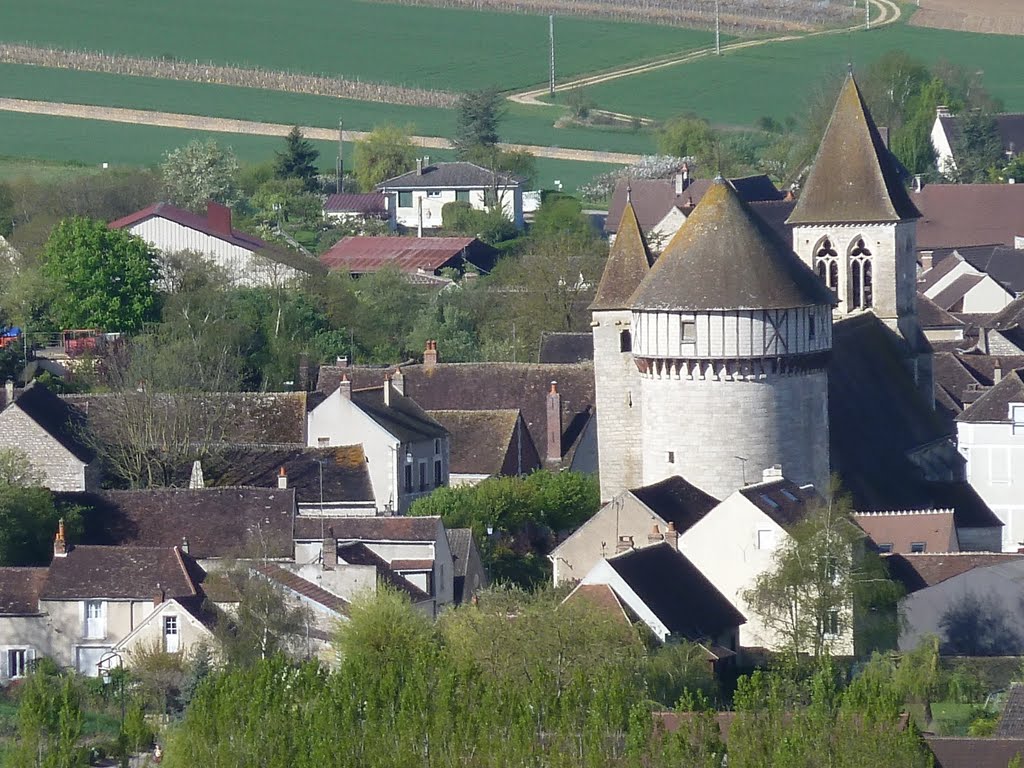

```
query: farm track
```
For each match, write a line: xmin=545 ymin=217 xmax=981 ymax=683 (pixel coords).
xmin=510 ymin=0 xmax=901 ymax=119
xmin=0 ymin=97 xmax=644 ymax=165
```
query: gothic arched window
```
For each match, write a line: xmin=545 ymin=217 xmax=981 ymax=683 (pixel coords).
xmin=849 ymin=238 xmax=873 ymax=309
xmin=814 ymin=238 xmax=839 ymax=296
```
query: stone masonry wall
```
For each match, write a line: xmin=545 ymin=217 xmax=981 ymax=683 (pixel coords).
xmin=0 ymin=407 xmax=87 ymax=491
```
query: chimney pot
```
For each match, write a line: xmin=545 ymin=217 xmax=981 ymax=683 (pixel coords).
xmin=53 ymin=518 xmax=68 ymax=558
xmin=423 ymin=339 xmax=438 ymax=368
xmin=647 ymin=523 xmax=663 ymax=545
xmin=665 ymin=521 xmax=679 ymax=550
xmin=615 ymin=535 xmax=635 ymax=554
xmin=278 ymin=466 xmax=288 ymax=490
xmin=392 ymin=366 xmax=405 ymax=395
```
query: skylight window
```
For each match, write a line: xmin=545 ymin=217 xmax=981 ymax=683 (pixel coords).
xmin=780 ymin=489 xmax=798 ymax=502
xmin=759 ymin=494 xmax=780 ymax=509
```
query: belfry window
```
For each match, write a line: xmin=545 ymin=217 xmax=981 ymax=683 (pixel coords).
xmin=814 ymin=238 xmax=839 ymax=295
xmin=849 ymin=238 xmax=873 ymax=309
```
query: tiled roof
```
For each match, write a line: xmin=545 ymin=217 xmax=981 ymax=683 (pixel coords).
xmin=918 ymin=294 xmax=966 ymax=330
xmin=67 ymin=487 xmax=296 ymax=559
xmin=178 ymin=445 xmax=374 ymax=506
xmin=391 ymin=558 xmax=433 ymax=570
xmin=788 ymin=74 xmax=920 ymax=225
xmin=990 ymin=295 xmax=1024 ymax=331
xmin=0 ymin=567 xmax=47 ymax=615
xmin=324 ymin=193 xmax=387 ymax=215
xmin=916 ymin=183 xmax=1024 ymax=250
xmin=926 ymin=736 xmax=1024 ymax=768
xmin=591 ymin=201 xmax=653 ymax=311
xmin=295 ymin=515 xmax=440 ymax=542
xmin=631 ymin=180 xmax=835 ymax=312
xmin=957 ymin=370 xmax=1024 ymax=423
xmin=853 ymin=510 xmax=957 ymax=553
xmin=629 ymin=475 xmax=719 ymax=534
xmin=937 ymin=244 xmax=1024 ymax=296
xmin=606 ymin=543 xmax=745 ymax=639
xmin=251 ymin=563 xmax=349 ymax=614
xmin=998 ymin=685 xmax=1024 ymax=738
xmin=336 ymin=542 xmax=430 ymax=601
xmin=42 ymin=545 xmax=198 ymax=600
xmin=739 ymin=478 xmax=819 ymax=530
xmin=919 ymin=251 xmax=966 ymax=293
xmin=378 ymin=162 xmax=519 ymax=189
xmin=320 ymin=236 xmax=497 ymax=276
xmin=13 ymin=382 xmax=94 ymax=463
xmin=427 ymin=409 xmax=529 ymax=476
xmin=538 ymin=332 xmax=593 ymax=364
xmin=561 ymin=583 xmax=630 ymax=625
xmin=930 ymin=273 xmax=986 ymax=311
xmin=352 ymin=385 xmax=447 ymax=443
xmin=446 ymin=528 xmax=473 ymax=578
xmin=933 ymin=351 xmax=1024 ymax=417
xmin=883 ymin=551 xmax=1024 ymax=593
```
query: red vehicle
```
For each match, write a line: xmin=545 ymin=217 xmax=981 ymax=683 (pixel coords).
xmin=62 ymin=329 xmax=103 ymax=357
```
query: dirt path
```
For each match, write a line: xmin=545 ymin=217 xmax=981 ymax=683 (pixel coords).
xmin=0 ymin=97 xmax=644 ymax=165
xmin=510 ymin=0 xmax=901 ymax=116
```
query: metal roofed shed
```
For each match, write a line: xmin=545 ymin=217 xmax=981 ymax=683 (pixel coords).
xmin=319 ymin=236 xmax=498 ymax=278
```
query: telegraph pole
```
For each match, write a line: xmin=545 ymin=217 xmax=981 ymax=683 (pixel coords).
xmin=337 ymin=120 xmax=343 ymax=193
xmin=715 ymin=0 xmax=721 ymax=55
xmin=866 ymin=0 xmax=870 ymax=29
xmin=549 ymin=15 xmax=555 ymax=96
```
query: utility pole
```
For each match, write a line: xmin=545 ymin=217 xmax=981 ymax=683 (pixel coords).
xmin=715 ymin=0 xmax=721 ymax=55
xmin=866 ymin=0 xmax=870 ymax=29
xmin=337 ymin=119 xmax=343 ymax=193
xmin=549 ymin=15 xmax=555 ymax=97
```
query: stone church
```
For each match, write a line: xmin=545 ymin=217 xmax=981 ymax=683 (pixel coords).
xmin=592 ymin=74 xmax=991 ymax=531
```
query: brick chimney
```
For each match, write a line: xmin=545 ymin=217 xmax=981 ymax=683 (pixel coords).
xmin=664 ymin=521 xmax=679 ymax=551
xmin=936 ymin=105 xmax=952 ymax=118
xmin=339 ymin=373 xmax=351 ymax=400
xmin=53 ymin=519 xmax=67 ymax=558
xmin=762 ymin=464 xmax=784 ymax=483
xmin=392 ymin=367 xmax=405 ymax=395
xmin=615 ymin=535 xmax=634 ymax=554
xmin=423 ymin=339 xmax=438 ymax=368
xmin=154 ymin=584 xmax=165 ymax=606
xmin=206 ymin=201 xmax=233 ymax=237
xmin=546 ymin=381 xmax=562 ymax=464
xmin=647 ymin=523 xmax=663 ymax=546
xmin=323 ymin=537 xmax=338 ymax=567
xmin=277 ymin=466 xmax=288 ymax=490
xmin=297 ymin=354 xmax=311 ymax=392
xmin=920 ymin=251 xmax=933 ymax=272
xmin=181 ymin=537 xmax=190 ymax=555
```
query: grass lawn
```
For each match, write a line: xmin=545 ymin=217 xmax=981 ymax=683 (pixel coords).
xmin=0 ymin=0 xmax=721 ymax=92
xmin=0 ymin=111 xmax=620 ymax=194
xmin=0 ymin=64 xmax=658 ymax=156
xmin=582 ymin=20 xmax=1024 ymax=126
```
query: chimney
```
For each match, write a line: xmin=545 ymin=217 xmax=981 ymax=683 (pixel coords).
xmin=1016 ymin=236 xmax=1024 ymax=251
xmin=423 ymin=340 xmax=438 ymax=368
xmin=920 ymin=251 xmax=933 ymax=272
xmin=664 ymin=521 xmax=679 ymax=551
xmin=914 ymin=174 xmax=924 ymax=193
xmin=335 ymin=355 xmax=349 ymax=368
xmin=206 ymin=201 xmax=233 ymax=236
xmin=615 ymin=535 xmax=634 ymax=554
xmin=546 ymin=381 xmax=562 ymax=464
xmin=675 ymin=169 xmax=684 ymax=196
xmin=297 ymin=354 xmax=310 ymax=392
xmin=416 ymin=157 xmax=423 ymax=176
xmin=339 ymin=373 xmax=351 ymax=400
xmin=154 ymin=584 xmax=164 ymax=606
xmin=323 ymin=537 xmax=338 ymax=568
xmin=391 ymin=367 xmax=406 ymax=395
xmin=189 ymin=459 xmax=204 ymax=489
xmin=4 ymin=379 xmax=12 ymax=406
xmin=181 ymin=537 xmax=190 ymax=555
xmin=383 ymin=377 xmax=392 ymax=407
xmin=936 ymin=105 xmax=952 ymax=118
xmin=277 ymin=466 xmax=288 ymax=490
xmin=994 ymin=360 xmax=1003 ymax=384
xmin=762 ymin=464 xmax=784 ymax=483
xmin=53 ymin=519 xmax=68 ymax=558
xmin=647 ymin=523 xmax=663 ymax=545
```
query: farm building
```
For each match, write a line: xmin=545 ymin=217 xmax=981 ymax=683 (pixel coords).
xmin=109 ymin=201 xmax=321 ymax=288
xmin=319 ymin=236 xmax=498 ymax=283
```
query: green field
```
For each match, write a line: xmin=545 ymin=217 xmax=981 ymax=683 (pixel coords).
xmin=0 ymin=112 xmax=619 ymax=193
xmin=582 ymin=21 xmax=1024 ymax=126
xmin=0 ymin=63 xmax=658 ymax=156
xmin=0 ymin=0 xmax=721 ymax=92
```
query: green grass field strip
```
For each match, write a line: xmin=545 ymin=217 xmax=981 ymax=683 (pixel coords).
xmin=0 ymin=111 xmax=621 ymax=193
xmin=0 ymin=0 xmax=722 ymax=92
xmin=581 ymin=22 xmax=1024 ymax=126
xmin=0 ymin=64 xmax=658 ymax=156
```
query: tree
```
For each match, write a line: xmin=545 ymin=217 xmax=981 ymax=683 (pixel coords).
xmin=274 ymin=126 xmax=320 ymax=191
xmin=42 ymin=217 xmax=158 ymax=332
xmin=161 ymin=139 xmax=240 ymax=211
xmin=454 ymin=87 xmax=505 ymax=158
xmin=0 ymin=481 xmax=80 ymax=566
xmin=951 ymin=110 xmax=1005 ymax=182
xmin=656 ymin=115 xmax=717 ymax=165
xmin=353 ymin=124 xmax=417 ymax=192
xmin=10 ymin=667 xmax=85 ymax=768
xmin=0 ymin=181 xmax=14 ymax=237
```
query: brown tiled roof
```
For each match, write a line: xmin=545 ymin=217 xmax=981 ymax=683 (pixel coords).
xmin=931 ymin=273 xmax=987 ymax=311
xmin=739 ymin=478 xmax=820 ymax=530
xmin=427 ymin=409 xmax=534 ymax=476
xmin=13 ymin=382 xmax=94 ymax=463
xmin=933 ymin=351 xmax=1024 ymax=417
xmin=320 ymin=236 xmax=497 ymax=276
xmin=926 ymin=736 xmax=1024 ymax=768
xmin=538 ymin=332 xmax=593 ymax=364
xmin=0 ymin=568 xmax=47 ymax=615
xmin=932 ymin=244 xmax=1024 ymax=297
xmin=884 ymin=551 xmax=1024 ymax=593
xmin=629 ymin=475 xmax=720 ymax=534
xmin=606 ymin=543 xmax=745 ymax=639
xmin=391 ymin=558 xmax=433 ymax=570
xmin=561 ymin=583 xmax=630 ymax=625
xmin=957 ymin=370 xmax=1024 ymax=423
xmin=591 ymin=201 xmax=654 ymax=311
xmin=918 ymin=294 xmax=966 ymax=330
xmin=295 ymin=515 xmax=440 ymax=542
xmin=42 ymin=546 xmax=198 ymax=600
xmin=317 ymin=362 xmax=594 ymax=464
xmin=788 ymin=74 xmax=920 ymax=225
xmin=997 ymin=685 xmax=1024 ymax=738
xmin=915 ymin=183 xmax=1024 ymax=250
xmin=251 ymin=563 xmax=349 ymax=615
xmin=324 ymin=193 xmax=387 ymax=215
xmin=68 ymin=487 xmax=296 ymax=559
xmin=919 ymin=252 xmax=966 ymax=293
xmin=352 ymin=385 xmax=448 ymax=443
xmin=853 ymin=510 xmax=957 ymax=553
xmin=990 ymin=295 xmax=1024 ymax=331
xmin=631 ymin=180 xmax=835 ymax=312
xmin=64 ymin=391 xmax=308 ymax=446
xmin=336 ymin=542 xmax=430 ymax=601
xmin=446 ymin=528 xmax=474 ymax=578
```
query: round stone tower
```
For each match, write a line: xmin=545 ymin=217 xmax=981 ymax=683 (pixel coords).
xmin=629 ymin=179 xmax=837 ymax=499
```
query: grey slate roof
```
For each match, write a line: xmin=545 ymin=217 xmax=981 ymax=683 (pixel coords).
xmin=630 ymin=179 xmax=835 ymax=312
xmin=378 ymin=162 xmax=519 ymax=190
xmin=997 ymin=685 xmax=1024 ymax=738
xmin=788 ymin=74 xmax=920 ymax=225
xmin=446 ymin=528 xmax=473 ymax=578
xmin=739 ymin=479 xmax=820 ymax=530
xmin=0 ymin=568 xmax=47 ymax=615
xmin=590 ymin=200 xmax=653 ymax=311
xmin=13 ymin=382 xmax=94 ymax=463
xmin=351 ymin=385 xmax=448 ymax=443
xmin=538 ymin=332 xmax=593 ymax=364
xmin=629 ymin=475 xmax=719 ymax=534
xmin=990 ymin=295 xmax=1024 ymax=331
xmin=927 ymin=736 xmax=1024 ymax=768
xmin=917 ymin=294 xmax=965 ymax=330
xmin=42 ymin=546 xmax=198 ymax=601
xmin=957 ymin=370 xmax=1024 ymax=423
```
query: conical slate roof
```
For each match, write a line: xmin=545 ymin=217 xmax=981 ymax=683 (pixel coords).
xmin=630 ymin=180 xmax=836 ymax=312
xmin=590 ymin=200 xmax=654 ymax=311
xmin=788 ymin=74 xmax=920 ymax=225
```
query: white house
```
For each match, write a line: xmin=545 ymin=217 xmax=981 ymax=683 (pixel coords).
xmin=306 ymin=375 xmax=449 ymax=514
xmin=918 ymin=250 xmax=1015 ymax=314
xmin=109 ymin=201 xmax=317 ymax=288
xmin=378 ymin=161 xmax=524 ymax=231
xmin=956 ymin=369 xmax=1024 ymax=551
xmin=931 ymin=108 xmax=1024 ymax=178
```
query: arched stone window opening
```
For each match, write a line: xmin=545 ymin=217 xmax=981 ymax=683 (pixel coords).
xmin=619 ymin=329 xmax=632 ymax=353
xmin=849 ymin=238 xmax=873 ymax=309
xmin=814 ymin=238 xmax=839 ymax=295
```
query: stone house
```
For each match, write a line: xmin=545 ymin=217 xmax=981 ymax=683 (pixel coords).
xmin=0 ymin=381 xmax=99 ymax=491
xmin=426 ymin=409 xmax=541 ymax=486
xmin=307 ymin=378 xmax=449 ymax=514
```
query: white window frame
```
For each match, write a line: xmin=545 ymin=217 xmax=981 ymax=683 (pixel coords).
xmin=1011 ymin=403 xmax=1024 ymax=435
xmin=3 ymin=647 xmax=33 ymax=679
xmin=163 ymin=615 xmax=180 ymax=653
xmin=83 ymin=600 xmax=106 ymax=640
xmin=757 ymin=529 xmax=777 ymax=551
xmin=426 ymin=190 xmax=442 ymax=198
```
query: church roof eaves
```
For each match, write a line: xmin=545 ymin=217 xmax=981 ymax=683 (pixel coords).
xmin=787 ymin=74 xmax=921 ymax=226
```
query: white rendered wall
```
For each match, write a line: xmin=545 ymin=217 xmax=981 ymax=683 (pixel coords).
xmin=958 ymin=419 xmax=1024 ymax=551
xmin=930 ymin=119 xmax=955 ymax=177
xmin=387 ymin=187 xmax=523 ymax=229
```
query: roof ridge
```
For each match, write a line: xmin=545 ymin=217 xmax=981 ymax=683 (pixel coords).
xmin=172 ymin=546 xmax=198 ymax=597
xmin=855 ymin=509 xmax=955 ymax=516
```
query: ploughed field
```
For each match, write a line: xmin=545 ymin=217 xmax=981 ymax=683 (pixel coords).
xmin=910 ymin=0 xmax=1024 ymax=36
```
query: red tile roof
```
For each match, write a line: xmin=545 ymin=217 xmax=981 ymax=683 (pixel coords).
xmin=251 ymin=563 xmax=349 ymax=615
xmin=324 ymin=193 xmax=388 ymax=215
xmin=853 ymin=510 xmax=958 ymax=553
xmin=109 ymin=201 xmax=268 ymax=252
xmin=915 ymin=184 xmax=1024 ymax=250
xmin=320 ymin=236 xmax=495 ymax=275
